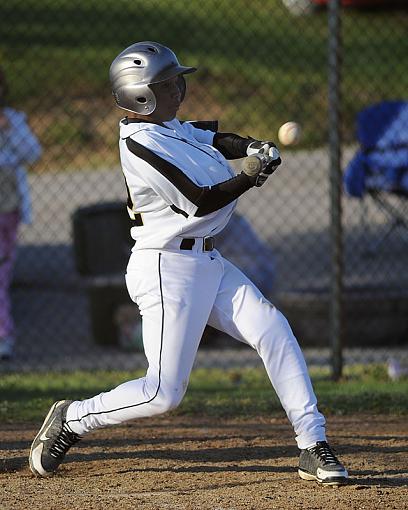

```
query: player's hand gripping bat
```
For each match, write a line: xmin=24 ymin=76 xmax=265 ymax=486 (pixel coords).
xmin=242 ymin=142 xmax=282 ymax=187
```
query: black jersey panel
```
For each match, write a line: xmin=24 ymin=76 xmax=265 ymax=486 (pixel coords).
xmin=213 ymin=132 xmax=252 ymax=160
xmin=126 ymin=137 xmax=253 ymax=216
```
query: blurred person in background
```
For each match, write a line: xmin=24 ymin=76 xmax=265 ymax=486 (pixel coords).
xmin=0 ymin=67 xmax=42 ymax=360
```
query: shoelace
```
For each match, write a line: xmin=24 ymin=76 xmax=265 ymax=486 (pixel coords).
xmin=49 ymin=424 xmax=81 ymax=459
xmin=308 ymin=441 xmax=340 ymax=466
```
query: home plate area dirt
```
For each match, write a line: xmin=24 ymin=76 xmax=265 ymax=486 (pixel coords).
xmin=1 ymin=415 xmax=407 ymax=510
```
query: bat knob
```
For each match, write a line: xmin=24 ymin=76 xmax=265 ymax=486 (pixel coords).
xmin=242 ymin=154 xmax=264 ymax=177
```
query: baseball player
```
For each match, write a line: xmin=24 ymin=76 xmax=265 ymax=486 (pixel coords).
xmin=29 ymin=42 xmax=348 ymax=485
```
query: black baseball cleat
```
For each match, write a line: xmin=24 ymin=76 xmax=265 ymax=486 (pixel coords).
xmin=29 ymin=400 xmax=81 ymax=477
xmin=298 ymin=441 xmax=348 ymax=485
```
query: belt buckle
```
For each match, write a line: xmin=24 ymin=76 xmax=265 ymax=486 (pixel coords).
xmin=203 ymin=237 xmax=214 ymax=251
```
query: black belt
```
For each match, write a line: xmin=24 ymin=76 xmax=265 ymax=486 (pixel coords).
xmin=180 ymin=237 xmax=215 ymax=252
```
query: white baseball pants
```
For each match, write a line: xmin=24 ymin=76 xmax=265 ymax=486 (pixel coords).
xmin=66 ymin=248 xmax=326 ymax=449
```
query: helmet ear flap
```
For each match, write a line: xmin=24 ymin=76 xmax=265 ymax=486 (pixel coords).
xmin=177 ymin=75 xmax=187 ymax=102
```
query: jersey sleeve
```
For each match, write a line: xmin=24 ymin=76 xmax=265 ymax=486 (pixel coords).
xmin=180 ymin=121 xmax=215 ymax=145
xmin=0 ymin=110 xmax=42 ymax=168
xmin=122 ymin=133 xmax=254 ymax=218
xmin=122 ymin=136 xmax=200 ymax=217
xmin=9 ymin=111 xmax=42 ymax=165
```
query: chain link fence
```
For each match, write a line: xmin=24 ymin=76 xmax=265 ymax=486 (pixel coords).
xmin=1 ymin=0 xmax=407 ymax=373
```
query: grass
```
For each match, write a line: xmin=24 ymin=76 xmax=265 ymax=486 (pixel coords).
xmin=1 ymin=0 xmax=408 ymax=170
xmin=0 ymin=365 xmax=407 ymax=424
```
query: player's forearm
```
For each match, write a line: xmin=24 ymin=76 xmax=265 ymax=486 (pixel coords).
xmin=212 ymin=132 xmax=252 ymax=160
xmin=194 ymin=173 xmax=253 ymax=216
xmin=195 ymin=148 xmax=283 ymax=216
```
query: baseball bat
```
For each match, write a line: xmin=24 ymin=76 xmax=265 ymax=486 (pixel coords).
xmin=241 ymin=154 xmax=264 ymax=176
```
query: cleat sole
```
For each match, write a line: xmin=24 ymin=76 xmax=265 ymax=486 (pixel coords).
xmin=298 ymin=469 xmax=348 ymax=486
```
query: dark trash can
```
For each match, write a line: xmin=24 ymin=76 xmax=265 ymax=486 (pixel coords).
xmin=72 ymin=201 xmax=133 ymax=277
xmin=72 ymin=202 xmax=140 ymax=347
xmin=87 ymin=276 xmax=131 ymax=346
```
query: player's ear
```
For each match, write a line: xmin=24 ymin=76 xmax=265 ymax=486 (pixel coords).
xmin=177 ymin=75 xmax=187 ymax=102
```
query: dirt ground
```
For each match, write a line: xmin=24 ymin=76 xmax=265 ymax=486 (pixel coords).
xmin=1 ymin=415 xmax=407 ymax=510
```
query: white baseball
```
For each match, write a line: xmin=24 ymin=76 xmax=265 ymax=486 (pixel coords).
xmin=278 ymin=121 xmax=302 ymax=146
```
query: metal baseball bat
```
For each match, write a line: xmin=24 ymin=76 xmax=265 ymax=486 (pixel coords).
xmin=241 ymin=154 xmax=264 ymax=176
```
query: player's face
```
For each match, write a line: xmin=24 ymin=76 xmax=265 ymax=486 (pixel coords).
xmin=149 ymin=76 xmax=183 ymax=122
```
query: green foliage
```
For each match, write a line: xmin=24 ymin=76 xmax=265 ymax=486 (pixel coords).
xmin=1 ymin=0 xmax=407 ymax=161
xmin=0 ymin=365 xmax=407 ymax=424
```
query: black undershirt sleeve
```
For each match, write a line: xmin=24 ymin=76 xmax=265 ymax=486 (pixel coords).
xmin=126 ymin=137 xmax=254 ymax=218
xmin=212 ymin=132 xmax=253 ymax=159
xmin=194 ymin=173 xmax=253 ymax=216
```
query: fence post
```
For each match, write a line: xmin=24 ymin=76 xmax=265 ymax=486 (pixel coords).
xmin=328 ymin=0 xmax=343 ymax=380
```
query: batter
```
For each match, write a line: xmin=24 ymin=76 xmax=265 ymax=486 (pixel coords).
xmin=29 ymin=41 xmax=348 ymax=485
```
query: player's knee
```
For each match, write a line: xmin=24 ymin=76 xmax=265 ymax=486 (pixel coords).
xmin=151 ymin=386 xmax=184 ymax=414
xmin=252 ymin=304 xmax=297 ymax=349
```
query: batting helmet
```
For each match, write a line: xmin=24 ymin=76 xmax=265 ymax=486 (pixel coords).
xmin=109 ymin=41 xmax=197 ymax=115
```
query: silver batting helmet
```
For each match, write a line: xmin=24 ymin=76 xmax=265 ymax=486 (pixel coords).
xmin=109 ymin=41 xmax=197 ymax=115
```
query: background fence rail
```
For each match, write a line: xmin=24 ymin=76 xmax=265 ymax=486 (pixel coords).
xmin=1 ymin=0 xmax=407 ymax=373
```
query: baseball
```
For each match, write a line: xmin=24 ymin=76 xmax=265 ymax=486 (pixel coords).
xmin=278 ymin=121 xmax=302 ymax=146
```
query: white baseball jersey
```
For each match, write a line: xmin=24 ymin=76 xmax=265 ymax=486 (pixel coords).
xmin=119 ymin=118 xmax=237 ymax=250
